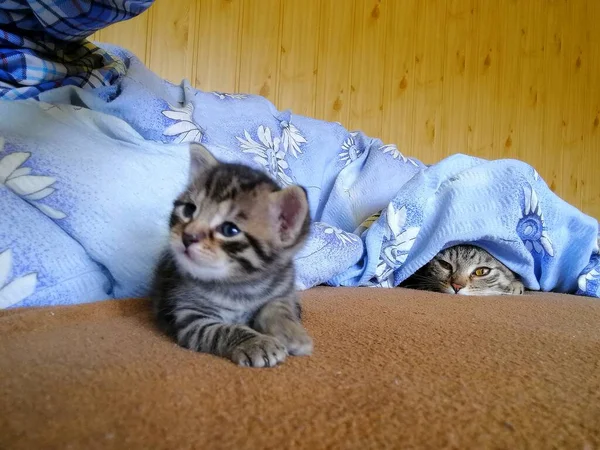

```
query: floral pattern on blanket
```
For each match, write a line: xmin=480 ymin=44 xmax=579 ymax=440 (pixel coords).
xmin=0 ymin=137 xmax=65 ymax=220
xmin=0 ymin=249 xmax=37 ymax=309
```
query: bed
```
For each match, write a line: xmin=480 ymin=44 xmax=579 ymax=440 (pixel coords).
xmin=2 ymin=287 xmax=599 ymax=449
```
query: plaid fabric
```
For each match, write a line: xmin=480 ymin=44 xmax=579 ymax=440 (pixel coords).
xmin=0 ymin=0 xmax=153 ymax=99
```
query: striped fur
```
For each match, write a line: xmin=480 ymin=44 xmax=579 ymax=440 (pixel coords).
xmin=151 ymin=144 xmax=312 ymax=367
xmin=400 ymin=245 xmax=524 ymax=296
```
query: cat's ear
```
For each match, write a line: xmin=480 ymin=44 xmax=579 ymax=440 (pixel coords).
xmin=188 ymin=143 xmax=218 ymax=182
xmin=269 ymin=185 xmax=309 ymax=247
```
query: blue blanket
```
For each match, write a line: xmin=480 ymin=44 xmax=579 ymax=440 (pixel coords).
xmin=1 ymin=45 xmax=599 ymax=308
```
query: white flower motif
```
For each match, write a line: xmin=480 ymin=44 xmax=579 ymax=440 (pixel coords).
xmin=162 ymin=103 xmax=203 ymax=143
xmin=375 ymin=204 xmax=420 ymax=282
xmin=324 ymin=226 xmax=359 ymax=246
xmin=339 ymin=136 xmax=365 ymax=166
xmin=532 ymin=168 xmax=540 ymax=181
xmin=280 ymin=119 xmax=306 ymax=158
xmin=517 ymin=185 xmax=554 ymax=257
xmin=236 ymin=126 xmax=293 ymax=185
xmin=0 ymin=137 xmax=66 ymax=219
xmin=379 ymin=144 xmax=418 ymax=166
xmin=212 ymin=92 xmax=248 ymax=100
xmin=0 ymin=249 xmax=37 ymax=309
xmin=578 ymin=267 xmax=600 ymax=294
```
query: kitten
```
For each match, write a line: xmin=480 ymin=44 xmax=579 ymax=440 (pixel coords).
xmin=151 ymin=143 xmax=313 ymax=368
xmin=400 ymin=245 xmax=524 ymax=295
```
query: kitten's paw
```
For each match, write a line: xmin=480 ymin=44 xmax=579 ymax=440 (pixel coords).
xmin=231 ymin=335 xmax=287 ymax=368
xmin=509 ymin=280 xmax=525 ymax=295
xmin=273 ymin=321 xmax=313 ymax=356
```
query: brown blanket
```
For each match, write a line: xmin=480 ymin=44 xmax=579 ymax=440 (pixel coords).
xmin=1 ymin=287 xmax=599 ymax=449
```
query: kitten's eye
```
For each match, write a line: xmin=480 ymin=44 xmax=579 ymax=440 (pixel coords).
xmin=473 ymin=267 xmax=491 ymax=277
xmin=216 ymin=222 xmax=241 ymax=238
xmin=182 ymin=203 xmax=196 ymax=219
xmin=437 ymin=260 xmax=453 ymax=271
xmin=174 ymin=201 xmax=197 ymax=219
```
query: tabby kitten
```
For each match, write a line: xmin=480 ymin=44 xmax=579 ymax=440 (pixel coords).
xmin=400 ymin=245 xmax=524 ymax=295
xmin=151 ymin=143 xmax=313 ymax=368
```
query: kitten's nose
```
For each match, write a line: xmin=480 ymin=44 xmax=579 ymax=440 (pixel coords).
xmin=451 ymin=282 xmax=464 ymax=293
xmin=182 ymin=232 xmax=205 ymax=248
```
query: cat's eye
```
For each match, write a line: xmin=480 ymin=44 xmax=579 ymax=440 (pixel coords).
xmin=182 ymin=203 xmax=196 ymax=218
xmin=174 ymin=201 xmax=197 ymax=219
xmin=217 ymin=222 xmax=241 ymax=238
xmin=437 ymin=260 xmax=453 ymax=271
xmin=473 ymin=267 xmax=491 ymax=277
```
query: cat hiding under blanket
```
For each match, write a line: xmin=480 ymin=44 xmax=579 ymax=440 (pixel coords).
xmin=400 ymin=245 xmax=525 ymax=296
xmin=151 ymin=143 xmax=313 ymax=368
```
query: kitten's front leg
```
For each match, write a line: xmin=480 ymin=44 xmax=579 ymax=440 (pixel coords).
xmin=252 ymin=300 xmax=313 ymax=356
xmin=174 ymin=313 xmax=287 ymax=367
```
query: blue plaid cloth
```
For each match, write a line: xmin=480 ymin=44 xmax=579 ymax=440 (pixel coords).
xmin=0 ymin=0 xmax=153 ymax=99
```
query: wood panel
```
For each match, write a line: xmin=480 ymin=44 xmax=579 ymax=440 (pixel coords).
xmin=97 ymin=0 xmax=600 ymax=219
xmin=194 ymin=0 xmax=242 ymax=93
xmin=314 ymin=0 xmax=355 ymax=125
xmin=146 ymin=0 xmax=198 ymax=84
xmin=277 ymin=0 xmax=321 ymax=117
xmin=95 ymin=13 xmax=149 ymax=62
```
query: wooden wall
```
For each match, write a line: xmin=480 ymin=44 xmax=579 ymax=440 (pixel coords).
xmin=94 ymin=0 xmax=600 ymax=219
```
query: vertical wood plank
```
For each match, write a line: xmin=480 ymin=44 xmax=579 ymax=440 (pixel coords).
xmin=412 ymin=0 xmax=447 ymax=163
xmin=146 ymin=0 xmax=197 ymax=84
xmin=96 ymin=12 xmax=150 ymax=63
xmin=277 ymin=0 xmax=321 ymax=116
xmin=492 ymin=1 xmax=522 ymax=164
xmin=381 ymin=0 xmax=418 ymax=151
xmin=540 ymin=0 xmax=565 ymax=197
xmin=314 ymin=0 xmax=355 ymax=125
xmin=467 ymin=1 xmax=500 ymax=160
xmin=347 ymin=0 xmax=388 ymax=137
xmin=438 ymin=0 xmax=473 ymax=159
xmin=560 ymin=1 xmax=588 ymax=211
xmin=581 ymin=1 xmax=600 ymax=219
xmin=194 ymin=0 xmax=242 ymax=93
xmin=237 ymin=0 xmax=282 ymax=102
xmin=516 ymin=1 xmax=547 ymax=174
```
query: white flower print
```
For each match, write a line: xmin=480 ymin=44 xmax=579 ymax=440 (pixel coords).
xmin=212 ymin=92 xmax=248 ymax=100
xmin=374 ymin=204 xmax=420 ymax=282
xmin=280 ymin=119 xmax=306 ymax=158
xmin=162 ymin=103 xmax=203 ymax=143
xmin=0 ymin=137 xmax=66 ymax=219
xmin=379 ymin=144 xmax=418 ymax=166
xmin=578 ymin=267 xmax=600 ymax=294
xmin=236 ymin=126 xmax=293 ymax=185
xmin=339 ymin=136 xmax=365 ymax=166
xmin=0 ymin=249 xmax=37 ymax=309
xmin=517 ymin=185 xmax=554 ymax=257
xmin=324 ymin=226 xmax=359 ymax=246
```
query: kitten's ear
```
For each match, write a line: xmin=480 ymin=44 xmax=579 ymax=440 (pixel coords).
xmin=269 ymin=185 xmax=310 ymax=247
xmin=188 ymin=143 xmax=218 ymax=182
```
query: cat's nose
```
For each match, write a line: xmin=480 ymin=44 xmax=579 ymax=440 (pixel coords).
xmin=451 ymin=282 xmax=464 ymax=293
xmin=182 ymin=232 xmax=206 ymax=248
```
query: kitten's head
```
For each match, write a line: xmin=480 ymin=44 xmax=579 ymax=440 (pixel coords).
xmin=415 ymin=245 xmax=521 ymax=295
xmin=168 ymin=143 xmax=310 ymax=282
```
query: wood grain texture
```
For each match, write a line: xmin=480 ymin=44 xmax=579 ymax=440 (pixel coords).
xmin=146 ymin=0 xmax=198 ymax=84
xmin=96 ymin=13 xmax=149 ymax=62
xmin=97 ymin=0 xmax=600 ymax=219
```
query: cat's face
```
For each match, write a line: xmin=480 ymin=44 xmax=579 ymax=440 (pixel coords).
xmin=418 ymin=245 xmax=522 ymax=295
xmin=168 ymin=144 xmax=310 ymax=282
